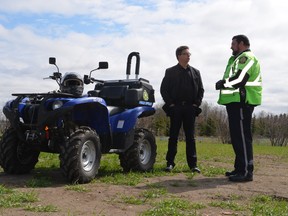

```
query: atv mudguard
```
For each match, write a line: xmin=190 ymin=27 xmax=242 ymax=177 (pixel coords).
xmin=50 ymin=96 xmax=111 ymax=134
xmin=3 ymin=96 xmax=111 ymax=136
xmin=59 ymin=96 xmax=155 ymax=135
xmin=109 ymin=106 xmax=155 ymax=133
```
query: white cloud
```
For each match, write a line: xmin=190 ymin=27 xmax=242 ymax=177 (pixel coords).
xmin=0 ymin=0 xmax=287 ymax=114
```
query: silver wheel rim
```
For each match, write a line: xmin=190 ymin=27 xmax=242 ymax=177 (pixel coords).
xmin=80 ymin=140 xmax=96 ymax=172
xmin=139 ymin=140 xmax=151 ymax=165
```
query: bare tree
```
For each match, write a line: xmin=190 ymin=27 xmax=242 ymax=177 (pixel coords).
xmin=137 ymin=102 xmax=288 ymax=147
xmin=265 ymin=113 xmax=288 ymax=146
xmin=213 ymin=106 xmax=230 ymax=144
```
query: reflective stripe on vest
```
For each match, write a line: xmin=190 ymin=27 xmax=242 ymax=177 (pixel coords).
xmin=221 ymin=89 xmax=239 ymax=94
xmin=224 ymin=59 xmax=254 ymax=88
xmin=246 ymin=74 xmax=262 ymax=86
xmin=221 ymin=72 xmax=261 ymax=95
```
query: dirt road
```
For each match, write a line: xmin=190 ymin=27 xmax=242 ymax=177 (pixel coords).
xmin=0 ymin=155 xmax=287 ymax=216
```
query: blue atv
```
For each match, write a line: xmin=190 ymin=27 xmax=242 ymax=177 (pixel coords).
xmin=0 ymin=52 xmax=157 ymax=184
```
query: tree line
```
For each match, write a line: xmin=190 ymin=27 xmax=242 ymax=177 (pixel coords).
xmin=0 ymin=102 xmax=287 ymax=147
xmin=137 ymin=101 xmax=288 ymax=147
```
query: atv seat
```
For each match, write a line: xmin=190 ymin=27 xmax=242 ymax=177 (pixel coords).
xmin=99 ymin=85 xmax=128 ymax=106
xmin=107 ymin=106 xmax=125 ymax=116
xmin=88 ymin=79 xmax=155 ymax=108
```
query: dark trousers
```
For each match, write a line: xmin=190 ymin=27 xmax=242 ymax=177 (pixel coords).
xmin=226 ymin=103 xmax=254 ymax=176
xmin=166 ymin=104 xmax=197 ymax=169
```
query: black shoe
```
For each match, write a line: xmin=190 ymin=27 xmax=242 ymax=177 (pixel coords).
xmin=225 ymin=170 xmax=238 ymax=177
xmin=165 ymin=165 xmax=174 ymax=172
xmin=191 ymin=166 xmax=201 ymax=173
xmin=229 ymin=173 xmax=253 ymax=182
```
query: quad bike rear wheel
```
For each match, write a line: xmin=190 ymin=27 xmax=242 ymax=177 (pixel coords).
xmin=0 ymin=127 xmax=40 ymax=174
xmin=119 ymin=128 xmax=156 ymax=172
xmin=59 ymin=126 xmax=101 ymax=184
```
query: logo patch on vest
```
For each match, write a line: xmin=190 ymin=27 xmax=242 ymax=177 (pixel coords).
xmin=239 ymin=56 xmax=248 ymax=64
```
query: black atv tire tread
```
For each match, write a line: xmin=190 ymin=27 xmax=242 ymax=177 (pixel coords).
xmin=0 ymin=127 xmax=39 ymax=174
xmin=59 ymin=126 xmax=101 ymax=184
xmin=119 ymin=128 xmax=156 ymax=172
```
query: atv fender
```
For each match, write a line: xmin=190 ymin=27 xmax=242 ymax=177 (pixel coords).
xmin=109 ymin=106 xmax=155 ymax=133
xmin=61 ymin=97 xmax=110 ymax=134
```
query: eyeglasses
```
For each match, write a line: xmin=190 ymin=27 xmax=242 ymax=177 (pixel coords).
xmin=181 ymin=52 xmax=191 ymax=56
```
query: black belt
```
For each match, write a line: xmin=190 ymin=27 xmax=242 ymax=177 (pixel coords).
xmin=175 ymin=101 xmax=193 ymax=105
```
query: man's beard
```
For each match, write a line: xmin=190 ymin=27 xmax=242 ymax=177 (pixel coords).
xmin=232 ymin=50 xmax=239 ymax=56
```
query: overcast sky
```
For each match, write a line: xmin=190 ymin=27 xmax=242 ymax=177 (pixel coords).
xmin=0 ymin=0 xmax=287 ymax=115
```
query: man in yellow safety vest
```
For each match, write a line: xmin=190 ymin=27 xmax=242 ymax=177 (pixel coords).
xmin=216 ymin=34 xmax=262 ymax=182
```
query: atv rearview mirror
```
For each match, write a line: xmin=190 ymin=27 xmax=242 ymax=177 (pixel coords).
xmin=48 ymin=57 xmax=60 ymax=75
xmin=98 ymin=62 xmax=108 ymax=69
xmin=49 ymin=57 xmax=56 ymax=65
xmin=84 ymin=75 xmax=90 ymax=84
xmin=87 ymin=61 xmax=109 ymax=82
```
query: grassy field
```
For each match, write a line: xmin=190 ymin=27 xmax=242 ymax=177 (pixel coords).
xmin=0 ymin=137 xmax=288 ymax=215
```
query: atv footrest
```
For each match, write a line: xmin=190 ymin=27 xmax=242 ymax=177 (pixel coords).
xmin=109 ymin=149 xmax=125 ymax=153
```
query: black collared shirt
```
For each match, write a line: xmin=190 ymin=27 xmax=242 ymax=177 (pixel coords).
xmin=160 ymin=64 xmax=204 ymax=106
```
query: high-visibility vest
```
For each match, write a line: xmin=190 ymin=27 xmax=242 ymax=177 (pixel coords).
xmin=217 ymin=50 xmax=262 ymax=105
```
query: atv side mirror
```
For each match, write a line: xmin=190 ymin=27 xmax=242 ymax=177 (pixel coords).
xmin=98 ymin=62 xmax=108 ymax=69
xmin=87 ymin=62 xmax=109 ymax=83
xmin=48 ymin=57 xmax=60 ymax=76
xmin=84 ymin=75 xmax=91 ymax=84
xmin=49 ymin=57 xmax=56 ymax=65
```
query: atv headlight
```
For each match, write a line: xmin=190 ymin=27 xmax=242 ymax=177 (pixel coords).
xmin=52 ymin=100 xmax=63 ymax=110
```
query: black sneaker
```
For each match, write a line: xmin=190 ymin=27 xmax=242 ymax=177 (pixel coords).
xmin=191 ymin=166 xmax=201 ymax=173
xmin=165 ymin=165 xmax=174 ymax=172
xmin=225 ymin=170 xmax=238 ymax=177
xmin=229 ymin=173 xmax=253 ymax=182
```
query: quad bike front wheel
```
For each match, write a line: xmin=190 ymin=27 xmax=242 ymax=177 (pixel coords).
xmin=59 ymin=126 xmax=101 ymax=184
xmin=119 ymin=128 xmax=157 ymax=172
xmin=0 ymin=127 xmax=40 ymax=174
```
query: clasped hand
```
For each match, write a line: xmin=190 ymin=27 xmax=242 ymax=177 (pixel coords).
xmin=215 ymin=80 xmax=225 ymax=90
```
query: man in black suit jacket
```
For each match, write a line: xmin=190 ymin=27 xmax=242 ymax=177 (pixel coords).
xmin=160 ymin=45 xmax=204 ymax=173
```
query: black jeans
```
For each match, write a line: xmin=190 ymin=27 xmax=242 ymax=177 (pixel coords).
xmin=226 ymin=103 xmax=254 ymax=175
xmin=166 ymin=104 xmax=197 ymax=169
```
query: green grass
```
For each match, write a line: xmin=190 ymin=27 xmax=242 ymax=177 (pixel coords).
xmin=141 ymin=198 xmax=204 ymax=216
xmin=254 ymin=145 xmax=288 ymax=162
xmin=0 ymin=184 xmax=58 ymax=213
xmin=4 ymin=138 xmax=288 ymax=187
xmin=0 ymin=187 xmax=38 ymax=208
xmin=0 ymin=137 xmax=287 ymax=215
xmin=209 ymin=200 xmax=244 ymax=211
xmin=65 ymin=184 xmax=91 ymax=192
xmin=36 ymin=152 xmax=59 ymax=169
xmin=94 ymin=169 xmax=147 ymax=186
xmin=26 ymin=176 xmax=53 ymax=188
xmin=24 ymin=204 xmax=58 ymax=212
xmin=121 ymin=195 xmax=144 ymax=205
xmin=140 ymin=187 xmax=167 ymax=199
xmin=250 ymin=195 xmax=288 ymax=216
xmin=0 ymin=184 xmax=13 ymax=195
